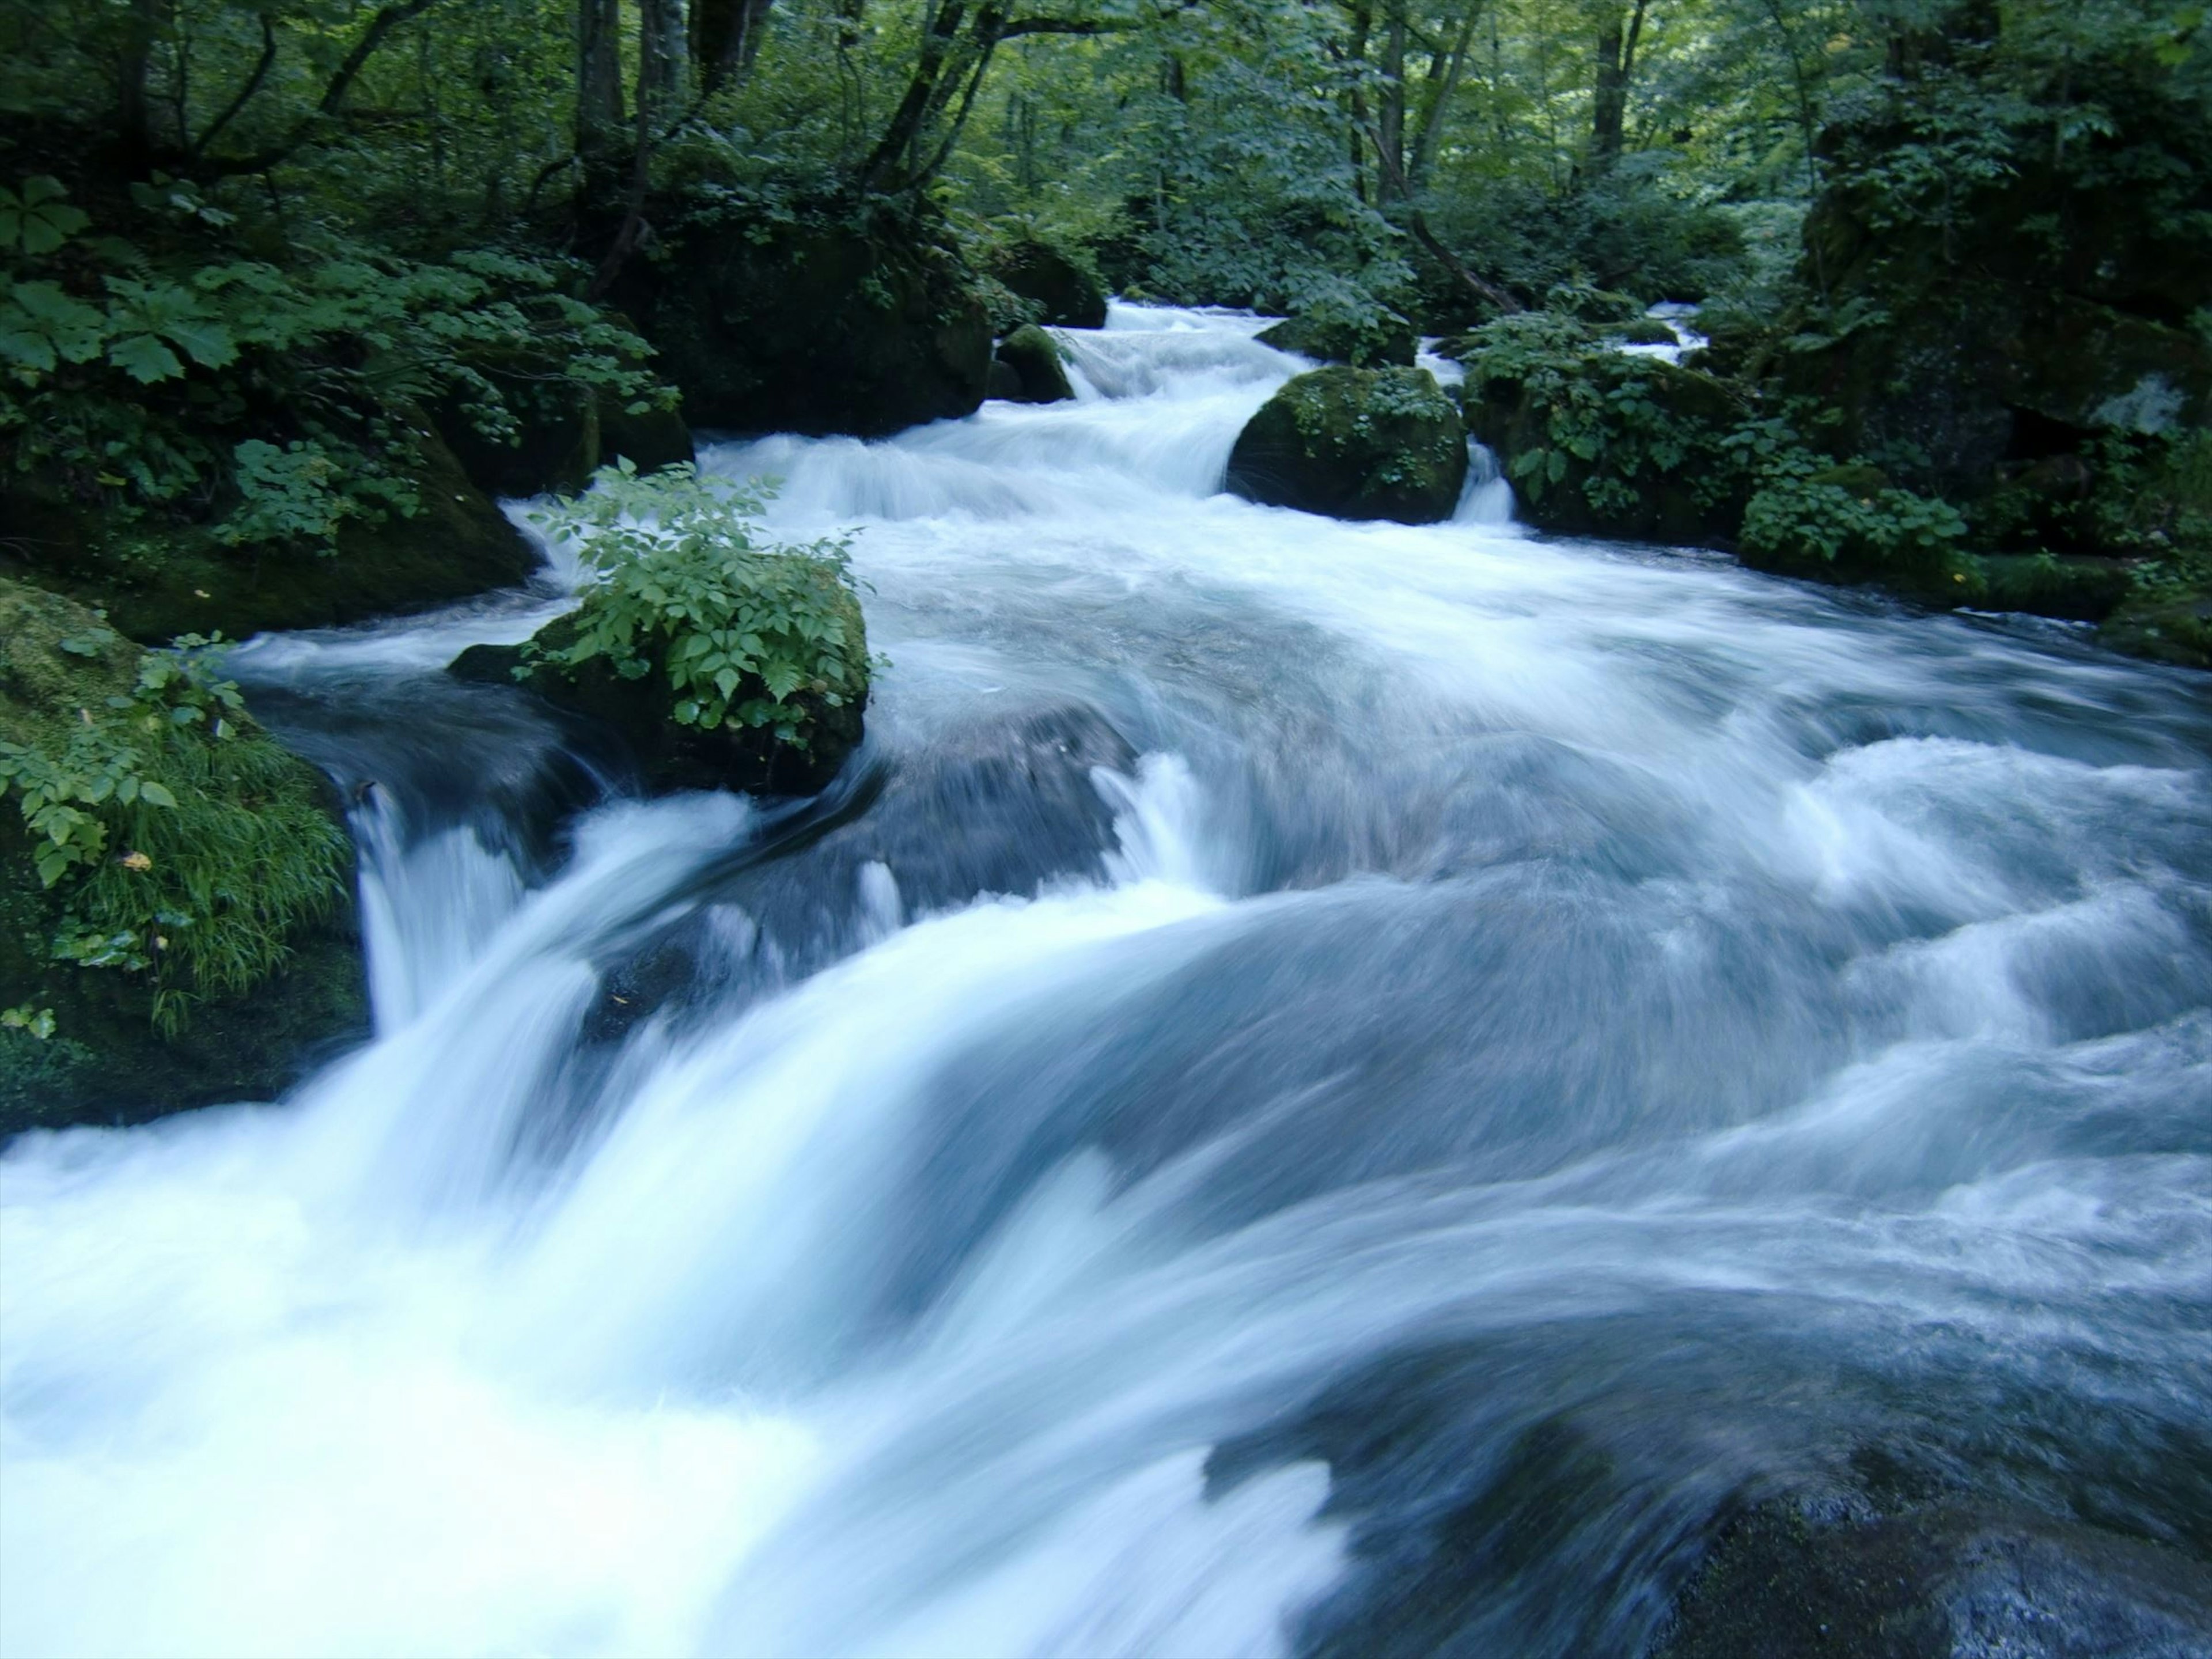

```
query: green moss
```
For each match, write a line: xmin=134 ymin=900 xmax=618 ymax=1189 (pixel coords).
xmin=995 ymin=325 xmax=1075 ymax=404
xmin=1226 ymin=366 xmax=1467 ymax=524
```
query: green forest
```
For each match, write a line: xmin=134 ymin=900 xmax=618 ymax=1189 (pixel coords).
xmin=2 ymin=0 xmax=2209 ymax=1118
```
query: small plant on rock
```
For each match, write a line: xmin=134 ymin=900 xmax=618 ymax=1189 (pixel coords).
xmin=527 ymin=461 xmax=869 ymax=752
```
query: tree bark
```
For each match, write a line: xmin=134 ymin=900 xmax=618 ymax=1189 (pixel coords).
xmin=696 ymin=0 xmax=778 ymax=93
xmin=1590 ymin=0 xmax=1647 ymax=169
xmin=639 ymin=0 xmax=690 ymax=109
xmin=577 ymin=0 xmax=626 ymax=155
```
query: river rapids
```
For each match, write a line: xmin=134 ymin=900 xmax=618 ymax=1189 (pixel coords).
xmin=2 ymin=306 xmax=2209 ymax=1658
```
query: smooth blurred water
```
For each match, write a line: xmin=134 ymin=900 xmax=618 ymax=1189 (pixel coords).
xmin=3 ymin=305 xmax=2209 ymax=1659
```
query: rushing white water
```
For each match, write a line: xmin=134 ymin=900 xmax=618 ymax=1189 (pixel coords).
xmin=4 ymin=307 xmax=2210 ymax=1659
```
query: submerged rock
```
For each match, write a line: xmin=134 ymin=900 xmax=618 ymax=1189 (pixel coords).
xmin=1658 ymin=1494 xmax=2212 ymax=1659
xmin=1226 ymin=366 xmax=1467 ymax=524
xmin=991 ymin=325 xmax=1075 ymax=404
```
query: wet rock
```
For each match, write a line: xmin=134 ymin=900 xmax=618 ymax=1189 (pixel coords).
xmin=1971 ymin=554 xmax=2134 ymax=622
xmin=1227 ymin=366 xmax=1468 ymax=524
xmin=1657 ymin=1497 xmax=2212 ymax=1659
xmin=1462 ymin=352 xmax=1744 ymax=545
xmin=1615 ymin=316 xmax=1683 ymax=347
xmin=0 ymin=579 xmax=367 ymax=1138
xmin=993 ymin=325 xmax=1075 ymax=404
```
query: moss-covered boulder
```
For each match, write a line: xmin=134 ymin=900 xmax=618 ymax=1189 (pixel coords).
xmin=993 ymin=325 xmax=1075 ymax=405
xmin=0 ymin=579 xmax=366 ymax=1138
xmin=1256 ymin=310 xmax=1419 ymax=368
xmin=4 ymin=426 xmax=540 ymax=644
xmin=1226 ymin=366 xmax=1468 ymax=524
xmin=609 ymin=201 xmax=993 ymax=438
xmin=987 ymin=236 xmax=1109 ymax=329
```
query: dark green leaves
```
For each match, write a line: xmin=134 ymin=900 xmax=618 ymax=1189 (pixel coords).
xmin=0 ymin=177 xmax=89 ymax=257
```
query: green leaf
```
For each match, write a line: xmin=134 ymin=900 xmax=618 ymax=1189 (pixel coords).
xmin=108 ymin=333 xmax=185 ymax=384
xmin=161 ymin=318 xmax=238 ymax=370
xmin=137 ymin=780 xmax=177 ymax=808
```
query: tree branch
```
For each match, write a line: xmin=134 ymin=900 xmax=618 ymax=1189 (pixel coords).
xmin=187 ymin=12 xmax=278 ymax=162
xmin=197 ymin=0 xmax=449 ymax=176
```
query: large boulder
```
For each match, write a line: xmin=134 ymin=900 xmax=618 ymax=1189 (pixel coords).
xmin=0 ymin=579 xmax=366 ymax=1138
xmin=449 ymin=581 xmax=869 ymax=798
xmin=987 ymin=237 xmax=1109 ymax=329
xmin=991 ymin=325 xmax=1075 ymax=404
xmin=1226 ymin=366 xmax=1468 ymax=524
xmin=609 ymin=203 xmax=993 ymax=438
xmin=3 ymin=426 xmax=540 ymax=644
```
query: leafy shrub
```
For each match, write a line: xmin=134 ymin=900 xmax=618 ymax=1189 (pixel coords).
xmin=527 ymin=461 xmax=868 ymax=751
xmin=0 ymin=177 xmax=673 ymax=559
xmin=0 ymin=596 xmax=350 ymax=1031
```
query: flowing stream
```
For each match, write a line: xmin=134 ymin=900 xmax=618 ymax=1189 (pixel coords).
xmin=3 ymin=306 xmax=2210 ymax=1658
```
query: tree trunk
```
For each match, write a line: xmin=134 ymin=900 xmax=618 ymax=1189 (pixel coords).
xmin=577 ymin=0 xmax=626 ymax=154
xmin=115 ymin=0 xmax=170 ymax=171
xmin=1377 ymin=1 xmax=1407 ymax=200
xmin=1590 ymin=0 xmax=1647 ymax=169
xmin=639 ymin=0 xmax=689 ymax=111
xmin=696 ymin=0 xmax=778 ymax=93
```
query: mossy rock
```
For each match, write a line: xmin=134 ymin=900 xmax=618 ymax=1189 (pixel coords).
xmin=1226 ymin=366 xmax=1468 ymax=524
xmin=1613 ymin=316 xmax=1682 ymax=347
xmin=993 ymin=325 xmax=1075 ymax=404
xmin=1257 ymin=312 xmax=1419 ymax=368
xmin=0 ymin=578 xmax=366 ymax=1138
xmin=448 ymin=585 xmax=869 ymax=797
xmin=2099 ymin=578 xmax=2212 ymax=669
xmin=609 ymin=202 xmax=993 ymax=438
xmin=1971 ymin=553 xmax=2135 ymax=622
xmin=3 ymin=425 xmax=539 ymax=644
xmin=986 ymin=236 xmax=1109 ymax=330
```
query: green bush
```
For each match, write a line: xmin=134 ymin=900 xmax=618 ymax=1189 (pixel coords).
xmin=0 ymin=584 xmax=350 ymax=1032
xmin=527 ymin=461 xmax=869 ymax=752
xmin=0 ymin=176 xmax=673 ymax=562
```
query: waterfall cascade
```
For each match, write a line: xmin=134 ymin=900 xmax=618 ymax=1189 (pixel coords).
xmin=3 ymin=305 xmax=2209 ymax=1659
